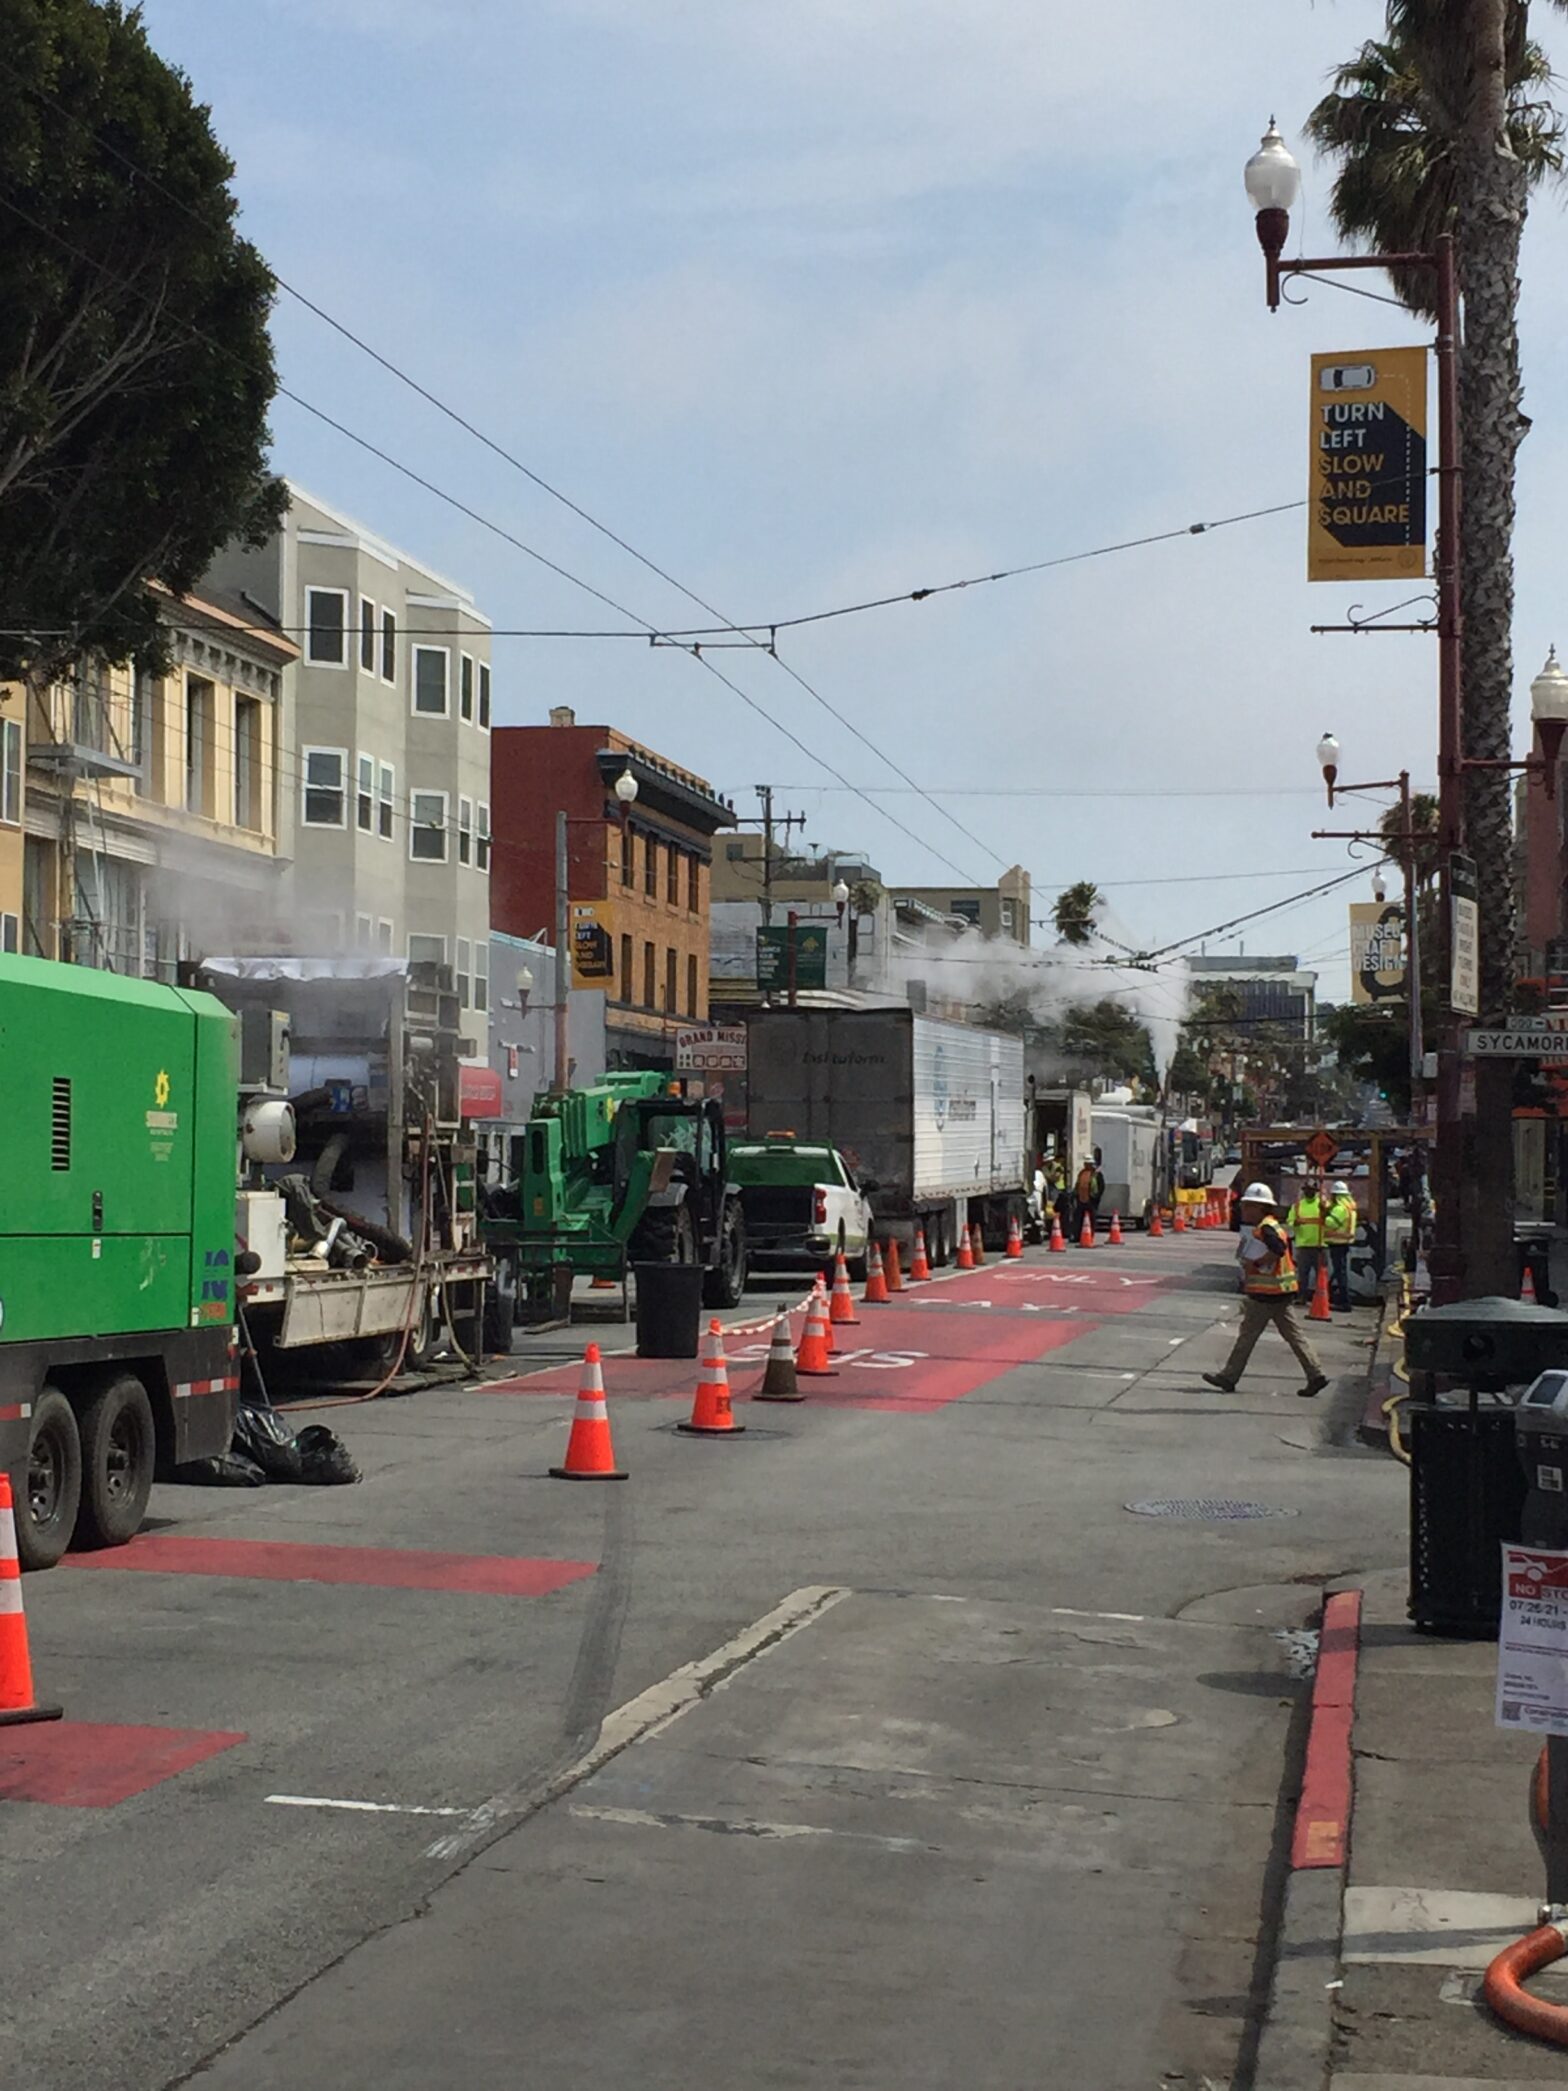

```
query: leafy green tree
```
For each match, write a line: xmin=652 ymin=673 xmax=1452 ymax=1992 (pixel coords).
xmin=1057 ymin=998 xmax=1156 ymax=1087
xmin=0 ymin=0 xmax=283 ymax=689
xmin=1051 ymin=882 xmax=1105 ymax=947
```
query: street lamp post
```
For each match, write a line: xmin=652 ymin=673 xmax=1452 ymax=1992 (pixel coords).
xmin=553 ymin=766 xmax=640 ymax=1093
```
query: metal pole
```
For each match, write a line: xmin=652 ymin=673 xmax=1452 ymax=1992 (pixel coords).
xmin=1549 ymin=1735 xmax=1568 ymax=1909
xmin=1401 ymin=771 xmax=1425 ymax=1085
xmin=1431 ymin=229 xmax=1464 ymax=1304
xmin=787 ymin=908 xmax=799 ymax=1008
xmin=758 ymin=783 xmax=774 ymax=928
xmin=553 ymin=807 xmax=569 ymax=1094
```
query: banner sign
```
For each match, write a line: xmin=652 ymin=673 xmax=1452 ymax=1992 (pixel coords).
xmin=756 ymin=924 xmax=827 ymax=992
xmin=674 ymin=1025 xmax=747 ymax=1073
xmin=1308 ymin=348 xmax=1428 ymax=582
xmin=1349 ymin=901 xmax=1407 ymax=1006
xmin=569 ymin=900 xmax=615 ymax=987
xmin=1450 ymin=851 xmax=1480 ymax=1018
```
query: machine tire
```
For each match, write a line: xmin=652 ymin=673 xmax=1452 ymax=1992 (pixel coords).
xmin=483 ymin=1261 xmax=517 ymax=1355
xmin=73 ymin=1372 xmax=154 ymax=1552
xmin=13 ymin=1386 xmax=82 ymax=1571
xmin=632 ymin=1204 xmax=698 ymax=1266
xmin=404 ymin=1287 xmax=439 ymax=1370
xmin=703 ymin=1199 xmax=749 ymax=1308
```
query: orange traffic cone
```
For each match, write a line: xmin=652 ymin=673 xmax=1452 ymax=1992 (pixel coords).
xmin=795 ymin=1288 xmax=838 ymax=1377
xmin=1108 ymin=1210 xmax=1124 ymax=1246
xmin=0 ymin=1475 xmax=61 ymax=1727
xmin=756 ymin=1310 xmax=803 ymax=1401
xmin=970 ymin=1223 xmax=987 ymax=1267
xmin=864 ymin=1238 xmax=891 ymax=1304
xmin=1522 ymin=1261 xmax=1538 ymax=1304
xmin=1048 ymin=1211 xmax=1067 ymax=1254
xmin=680 ymin=1320 xmax=745 ymax=1436
xmin=590 ymin=1271 xmax=617 ymax=1290
xmin=1079 ymin=1211 xmax=1095 ymax=1249
xmin=957 ymin=1225 xmax=975 ymax=1270
xmin=829 ymin=1252 xmax=860 ymax=1326
xmin=1149 ymin=1207 xmax=1164 ymax=1238
xmin=1005 ymin=1211 xmax=1024 ymax=1259
xmin=550 ymin=1344 xmax=627 ymax=1479
xmin=910 ymin=1225 xmax=931 ymax=1282
xmin=1308 ymin=1260 xmax=1332 ymax=1323
xmin=1172 ymin=1204 xmax=1187 ymax=1233
xmin=884 ymin=1236 xmax=904 ymax=1293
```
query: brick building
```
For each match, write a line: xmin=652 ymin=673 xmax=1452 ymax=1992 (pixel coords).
xmin=490 ymin=707 xmax=735 ymax=1069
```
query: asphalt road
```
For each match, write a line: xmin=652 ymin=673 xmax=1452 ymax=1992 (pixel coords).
xmin=1 ymin=1233 xmax=1404 ymax=2090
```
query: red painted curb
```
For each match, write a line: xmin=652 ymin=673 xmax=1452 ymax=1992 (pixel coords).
xmin=1292 ymin=1588 xmax=1362 ymax=1871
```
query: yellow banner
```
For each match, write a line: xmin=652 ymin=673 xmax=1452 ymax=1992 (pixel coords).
xmin=569 ymin=900 xmax=615 ymax=987
xmin=1308 ymin=347 xmax=1428 ymax=582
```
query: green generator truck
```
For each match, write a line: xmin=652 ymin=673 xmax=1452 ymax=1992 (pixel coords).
xmin=0 ymin=956 xmax=240 ymax=1568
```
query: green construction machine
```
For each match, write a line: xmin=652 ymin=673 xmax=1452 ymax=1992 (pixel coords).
xmin=480 ymin=1072 xmax=748 ymax=1337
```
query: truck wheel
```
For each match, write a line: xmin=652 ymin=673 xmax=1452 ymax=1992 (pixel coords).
xmin=703 ymin=1200 xmax=749 ymax=1308
xmin=483 ymin=1263 xmax=517 ymax=1354
xmin=73 ymin=1373 xmax=155 ymax=1551
xmin=13 ymin=1387 xmax=82 ymax=1571
xmin=404 ymin=1289 xmax=439 ymax=1370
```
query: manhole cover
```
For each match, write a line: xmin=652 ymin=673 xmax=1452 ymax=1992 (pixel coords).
xmin=1125 ymin=1498 xmax=1298 ymax=1521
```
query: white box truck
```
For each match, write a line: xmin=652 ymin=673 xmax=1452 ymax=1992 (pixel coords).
xmin=1090 ymin=1101 xmax=1166 ymax=1230
xmin=745 ymin=1007 xmax=1029 ymax=1262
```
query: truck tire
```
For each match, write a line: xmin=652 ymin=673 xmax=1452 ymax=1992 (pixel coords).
xmin=13 ymin=1386 xmax=82 ymax=1571
xmin=632 ymin=1205 xmax=697 ymax=1266
xmin=404 ymin=1288 xmax=439 ymax=1370
xmin=483 ymin=1262 xmax=517 ymax=1355
xmin=703 ymin=1199 xmax=749 ymax=1308
xmin=73 ymin=1372 xmax=155 ymax=1551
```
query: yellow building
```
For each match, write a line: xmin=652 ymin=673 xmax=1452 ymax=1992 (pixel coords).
xmin=0 ymin=680 xmax=24 ymax=952
xmin=22 ymin=586 xmax=295 ymax=970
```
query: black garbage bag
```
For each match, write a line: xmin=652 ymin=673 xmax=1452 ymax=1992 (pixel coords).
xmin=296 ymin=1424 xmax=361 ymax=1487
xmin=233 ymin=1401 xmax=304 ymax=1482
xmin=174 ymin=1451 xmax=266 ymax=1487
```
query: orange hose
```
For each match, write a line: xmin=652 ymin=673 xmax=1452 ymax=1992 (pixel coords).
xmin=1483 ymin=1921 xmax=1568 ymax=2047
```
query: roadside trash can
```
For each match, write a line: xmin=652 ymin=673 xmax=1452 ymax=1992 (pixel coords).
xmin=634 ymin=1261 xmax=705 ymax=1359
xmin=1515 ymin=1369 xmax=1568 ymax=1548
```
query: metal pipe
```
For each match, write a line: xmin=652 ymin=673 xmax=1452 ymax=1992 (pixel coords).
xmin=1431 ymin=231 xmax=1464 ymax=1304
xmin=787 ymin=908 xmax=799 ymax=1008
xmin=553 ymin=808 xmax=569 ymax=1094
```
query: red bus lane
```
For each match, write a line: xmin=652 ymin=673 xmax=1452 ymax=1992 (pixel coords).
xmin=484 ymin=1264 xmax=1181 ymax=1417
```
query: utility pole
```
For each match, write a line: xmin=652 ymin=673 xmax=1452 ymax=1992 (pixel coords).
xmin=553 ymin=808 xmax=569 ymax=1094
xmin=751 ymin=784 xmax=805 ymax=928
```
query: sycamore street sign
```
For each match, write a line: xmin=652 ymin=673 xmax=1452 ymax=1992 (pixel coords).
xmin=1464 ymin=1027 xmax=1568 ymax=1058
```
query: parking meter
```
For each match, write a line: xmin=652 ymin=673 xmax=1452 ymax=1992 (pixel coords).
xmin=1516 ymin=1370 xmax=1568 ymax=1547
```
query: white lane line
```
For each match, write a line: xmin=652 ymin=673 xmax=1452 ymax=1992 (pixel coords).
xmin=1167 ymin=1337 xmax=1185 ymax=1347
xmin=1121 ymin=1372 xmax=1137 ymax=1380
xmin=1051 ymin=1606 xmax=1148 ymax=1623
xmin=265 ymin=1795 xmax=469 ymax=1818
xmin=424 ymin=1583 xmax=849 ymax=1862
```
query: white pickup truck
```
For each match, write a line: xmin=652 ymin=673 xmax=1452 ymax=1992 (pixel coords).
xmin=727 ymin=1137 xmax=875 ymax=1277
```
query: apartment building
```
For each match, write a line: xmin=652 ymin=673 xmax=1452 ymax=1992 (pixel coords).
xmin=894 ymin=866 xmax=1032 ymax=945
xmin=205 ymin=485 xmax=495 ymax=1042
xmin=19 ymin=585 xmax=293 ymax=972
xmin=490 ymin=707 xmax=735 ymax=1069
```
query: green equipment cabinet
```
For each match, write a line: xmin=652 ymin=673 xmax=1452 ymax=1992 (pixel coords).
xmin=0 ymin=956 xmax=239 ymax=1567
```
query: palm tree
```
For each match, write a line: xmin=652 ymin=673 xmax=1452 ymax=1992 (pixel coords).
xmin=1052 ymin=881 xmax=1105 ymax=947
xmin=1306 ymin=0 xmax=1564 ymax=1292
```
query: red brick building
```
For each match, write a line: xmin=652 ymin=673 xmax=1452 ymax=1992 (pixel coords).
xmin=490 ymin=707 xmax=735 ymax=1068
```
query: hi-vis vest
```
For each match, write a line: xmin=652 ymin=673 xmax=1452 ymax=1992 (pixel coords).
xmin=1245 ymin=1218 xmax=1298 ymax=1298
xmin=1290 ymin=1194 xmax=1325 ymax=1247
xmin=1324 ymin=1195 xmax=1357 ymax=1245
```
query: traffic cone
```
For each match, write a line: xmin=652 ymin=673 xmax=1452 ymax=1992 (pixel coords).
xmin=1108 ymin=1210 xmax=1124 ymax=1246
xmin=1308 ymin=1260 xmax=1332 ymax=1323
xmin=957 ymin=1225 xmax=975 ymax=1270
xmin=1048 ymin=1211 xmax=1067 ymax=1254
xmin=910 ymin=1225 xmax=931 ymax=1282
xmin=864 ymin=1238 xmax=891 ymax=1304
xmin=590 ymin=1271 xmax=617 ymax=1290
xmin=679 ymin=1320 xmax=745 ymax=1435
xmin=795 ymin=1288 xmax=838 ymax=1377
xmin=1078 ymin=1210 xmax=1095 ymax=1249
xmin=550 ymin=1344 xmax=627 ymax=1480
xmin=1172 ymin=1204 xmax=1187 ymax=1233
xmin=1522 ymin=1262 xmax=1538 ymax=1304
xmin=1005 ymin=1211 xmax=1024 ymax=1259
xmin=829 ymin=1252 xmax=860 ymax=1326
xmin=970 ymin=1222 xmax=987 ymax=1267
xmin=0 ymin=1475 xmax=61 ymax=1727
xmin=756 ymin=1310 xmax=803 ymax=1401
xmin=884 ymin=1236 xmax=904 ymax=1293
xmin=1149 ymin=1207 xmax=1164 ymax=1238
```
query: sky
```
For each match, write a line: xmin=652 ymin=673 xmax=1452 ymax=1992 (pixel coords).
xmin=135 ymin=0 xmax=1568 ymax=1005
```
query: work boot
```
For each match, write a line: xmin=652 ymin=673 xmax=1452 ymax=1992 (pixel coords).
xmin=1298 ymin=1373 xmax=1330 ymax=1399
xmin=1201 ymin=1372 xmax=1237 ymax=1394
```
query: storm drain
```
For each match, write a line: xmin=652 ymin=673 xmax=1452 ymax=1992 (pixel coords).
xmin=1124 ymin=1498 xmax=1298 ymax=1521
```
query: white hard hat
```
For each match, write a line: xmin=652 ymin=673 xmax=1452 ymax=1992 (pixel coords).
xmin=1240 ymin=1181 xmax=1278 ymax=1206
xmin=1331 ymin=1179 xmax=1350 ymax=1195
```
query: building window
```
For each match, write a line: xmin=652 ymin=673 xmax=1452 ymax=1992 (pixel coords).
xmin=620 ymin=934 xmax=632 ymax=1004
xmin=380 ymin=607 xmax=397 ymax=683
xmin=305 ymin=587 xmax=349 ymax=666
xmin=408 ymin=932 xmax=446 ymax=968
xmin=377 ymin=918 xmax=395 ymax=953
xmin=302 ymin=747 xmax=347 ymax=827
xmin=0 ymin=717 xmax=20 ymax=825
xmin=460 ymin=653 xmax=474 ymax=723
xmin=410 ymin=790 xmax=448 ymax=861
xmin=0 ymin=913 xmax=16 ymax=955
xmin=620 ymin=823 xmax=634 ymax=887
xmin=665 ymin=948 xmax=677 ymax=1011
xmin=474 ymin=940 xmax=489 ymax=1013
xmin=185 ymin=674 xmax=215 ymax=816
xmin=234 ymin=697 xmax=263 ymax=830
xmin=360 ymin=597 xmax=376 ymax=672
xmin=378 ymin=762 xmax=395 ymax=840
xmin=667 ymin=846 xmax=680 ymax=906
xmin=355 ymin=912 xmax=374 ymax=949
xmin=725 ymin=841 xmax=744 ymax=861
xmin=476 ymin=802 xmax=490 ymax=873
xmin=688 ymin=854 xmax=700 ymax=911
xmin=687 ymin=953 xmax=698 ymax=1016
xmin=644 ymin=836 xmax=658 ymax=897
xmin=356 ymin=753 xmax=375 ymax=833
xmin=643 ymin=941 xmax=655 ymax=1008
xmin=456 ymin=936 xmax=471 ymax=1008
xmin=457 ymin=796 xmax=473 ymax=866
xmin=478 ymin=661 xmax=491 ymax=729
xmin=131 ymin=670 xmax=154 ymax=798
xmin=412 ymin=645 xmax=449 ymax=717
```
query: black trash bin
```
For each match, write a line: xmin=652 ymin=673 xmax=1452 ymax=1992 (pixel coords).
xmin=1408 ymin=1401 xmax=1526 ymax=1634
xmin=634 ymin=1261 xmax=705 ymax=1359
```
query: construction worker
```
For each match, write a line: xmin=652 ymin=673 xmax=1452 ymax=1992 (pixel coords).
xmin=1073 ymin=1149 xmax=1105 ymax=1242
xmin=1286 ymin=1175 xmax=1327 ymax=1312
xmin=1203 ymin=1182 xmax=1329 ymax=1399
xmin=1324 ymin=1178 xmax=1358 ymax=1310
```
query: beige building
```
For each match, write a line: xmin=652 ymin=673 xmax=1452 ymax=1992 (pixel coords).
xmin=0 ymin=681 xmax=23 ymax=953
xmin=21 ymin=586 xmax=293 ymax=970
xmin=894 ymin=866 xmax=1031 ymax=945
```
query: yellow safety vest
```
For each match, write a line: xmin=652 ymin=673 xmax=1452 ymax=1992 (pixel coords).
xmin=1324 ymin=1196 xmax=1357 ymax=1245
xmin=1245 ymin=1218 xmax=1298 ymax=1298
xmin=1289 ymin=1194 xmax=1325 ymax=1247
